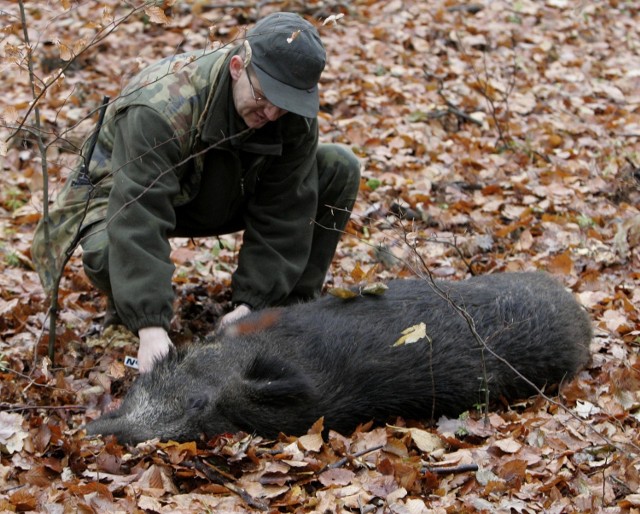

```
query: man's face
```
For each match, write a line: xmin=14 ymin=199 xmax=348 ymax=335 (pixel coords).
xmin=231 ymin=56 xmax=287 ymax=129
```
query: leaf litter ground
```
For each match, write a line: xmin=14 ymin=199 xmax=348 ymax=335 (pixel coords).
xmin=0 ymin=0 xmax=639 ymax=512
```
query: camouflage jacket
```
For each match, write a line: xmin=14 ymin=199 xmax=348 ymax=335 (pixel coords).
xmin=32 ymin=47 xmax=320 ymax=332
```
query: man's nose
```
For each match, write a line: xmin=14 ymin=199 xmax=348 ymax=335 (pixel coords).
xmin=264 ymin=104 xmax=286 ymax=121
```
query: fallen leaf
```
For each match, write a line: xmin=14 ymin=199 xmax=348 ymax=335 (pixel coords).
xmin=323 ymin=14 xmax=345 ymax=26
xmin=327 ymin=287 xmax=359 ymax=299
xmin=393 ymin=322 xmax=429 ymax=346
xmin=493 ymin=438 xmax=522 ymax=454
xmin=390 ymin=426 xmax=444 ymax=453
xmin=144 ymin=6 xmax=169 ymax=24
xmin=361 ymin=282 xmax=388 ymax=295
xmin=0 ymin=412 xmax=28 ymax=454
xmin=318 ymin=468 xmax=356 ymax=487
xmin=298 ymin=433 xmax=323 ymax=452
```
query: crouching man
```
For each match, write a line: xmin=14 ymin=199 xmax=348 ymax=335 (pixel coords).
xmin=31 ymin=12 xmax=361 ymax=372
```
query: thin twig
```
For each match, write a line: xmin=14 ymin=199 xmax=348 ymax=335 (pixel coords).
xmin=424 ymin=70 xmax=483 ymax=128
xmin=323 ymin=444 xmax=384 ymax=471
xmin=184 ymin=459 xmax=269 ymax=511
xmin=0 ymin=402 xmax=87 ymax=412
xmin=422 ymin=463 xmax=479 ymax=475
xmin=7 ymin=3 xmax=147 ymax=142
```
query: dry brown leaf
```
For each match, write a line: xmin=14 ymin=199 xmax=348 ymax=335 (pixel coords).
xmin=0 ymin=412 xmax=28 ymax=454
xmin=493 ymin=438 xmax=522 ymax=454
xmin=319 ymin=468 xmax=356 ymax=487
xmin=144 ymin=6 xmax=169 ymax=24
xmin=297 ymin=432 xmax=323 ymax=452
xmin=390 ymin=426 xmax=444 ymax=453
xmin=135 ymin=464 xmax=179 ymax=495
xmin=547 ymin=251 xmax=574 ymax=275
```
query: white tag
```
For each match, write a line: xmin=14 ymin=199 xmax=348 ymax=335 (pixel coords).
xmin=124 ymin=356 xmax=139 ymax=369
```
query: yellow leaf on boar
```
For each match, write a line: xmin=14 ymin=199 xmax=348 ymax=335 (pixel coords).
xmin=327 ymin=287 xmax=359 ymax=299
xmin=393 ymin=322 xmax=428 ymax=346
xmin=361 ymin=282 xmax=388 ymax=296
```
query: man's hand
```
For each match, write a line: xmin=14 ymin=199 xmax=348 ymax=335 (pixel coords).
xmin=138 ymin=327 xmax=174 ymax=373
xmin=219 ymin=304 xmax=252 ymax=330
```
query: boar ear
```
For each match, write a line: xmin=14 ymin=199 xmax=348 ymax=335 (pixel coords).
xmin=218 ymin=355 xmax=316 ymax=435
xmin=240 ymin=354 xmax=314 ymax=406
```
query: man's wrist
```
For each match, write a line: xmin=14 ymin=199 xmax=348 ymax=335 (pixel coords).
xmin=138 ymin=326 xmax=168 ymax=337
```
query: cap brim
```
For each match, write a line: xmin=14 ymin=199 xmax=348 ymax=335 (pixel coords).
xmin=253 ymin=63 xmax=319 ymax=119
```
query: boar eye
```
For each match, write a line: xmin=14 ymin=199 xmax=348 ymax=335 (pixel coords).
xmin=186 ymin=394 xmax=209 ymax=411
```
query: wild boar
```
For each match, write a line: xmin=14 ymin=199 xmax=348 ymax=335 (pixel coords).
xmin=86 ymin=272 xmax=592 ymax=444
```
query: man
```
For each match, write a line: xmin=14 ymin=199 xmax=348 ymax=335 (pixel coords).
xmin=31 ymin=12 xmax=361 ymax=372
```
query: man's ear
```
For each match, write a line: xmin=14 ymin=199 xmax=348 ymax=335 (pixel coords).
xmin=229 ymin=55 xmax=244 ymax=80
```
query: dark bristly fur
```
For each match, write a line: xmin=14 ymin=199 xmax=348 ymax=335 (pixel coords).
xmin=86 ymin=272 xmax=592 ymax=444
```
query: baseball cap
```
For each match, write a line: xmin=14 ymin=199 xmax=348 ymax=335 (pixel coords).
xmin=245 ymin=12 xmax=326 ymax=118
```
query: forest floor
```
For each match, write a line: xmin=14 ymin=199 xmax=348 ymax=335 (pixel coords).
xmin=0 ymin=0 xmax=639 ymax=512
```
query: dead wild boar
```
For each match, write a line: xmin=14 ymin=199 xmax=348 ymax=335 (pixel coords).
xmin=86 ymin=272 xmax=592 ymax=444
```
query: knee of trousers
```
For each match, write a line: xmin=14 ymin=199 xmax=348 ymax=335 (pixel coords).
xmin=80 ymin=226 xmax=112 ymax=294
xmin=316 ymin=144 xmax=361 ymax=207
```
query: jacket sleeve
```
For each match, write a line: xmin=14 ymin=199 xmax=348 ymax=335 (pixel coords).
xmin=231 ymin=120 xmax=319 ymax=309
xmin=106 ymin=106 xmax=181 ymax=332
